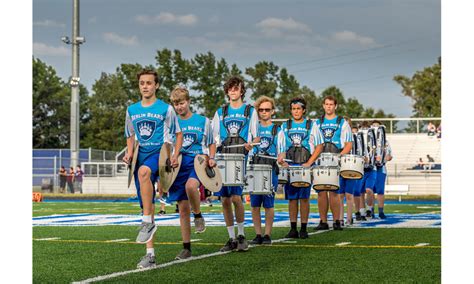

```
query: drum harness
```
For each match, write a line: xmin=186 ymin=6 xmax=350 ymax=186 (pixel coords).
xmin=319 ymin=115 xmax=343 ymax=154
xmin=251 ymin=124 xmax=280 ymax=175
xmin=286 ymin=119 xmax=312 ymax=164
xmin=218 ymin=104 xmax=253 ymax=155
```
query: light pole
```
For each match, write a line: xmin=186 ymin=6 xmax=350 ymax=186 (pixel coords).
xmin=61 ymin=0 xmax=85 ymax=169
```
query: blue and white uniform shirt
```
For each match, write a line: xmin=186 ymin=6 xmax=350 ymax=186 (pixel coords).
xmin=211 ymin=104 xmax=258 ymax=147
xmin=178 ymin=113 xmax=214 ymax=157
xmin=250 ymin=123 xmax=281 ymax=158
xmin=124 ymin=100 xmax=180 ymax=162
xmin=315 ymin=116 xmax=352 ymax=150
xmin=378 ymin=141 xmax=393 ymax=174
xmin=278 ymin=119 xmax=324 ymax=154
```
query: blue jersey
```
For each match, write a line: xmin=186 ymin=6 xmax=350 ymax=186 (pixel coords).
xmin=124 ymin=99 xmax=180 ymax=163
xmin=178 ymin=113 xmax=214 ymax=157
xmin=278 ymin=119 xmax=324 ymax=154
xmin=315 ymin=116 xmax=352 ymax=150
xmin=251 ymin=123 xmax=280 ymax=157
xmin=212 ymin=104 xmax=258 ymax=147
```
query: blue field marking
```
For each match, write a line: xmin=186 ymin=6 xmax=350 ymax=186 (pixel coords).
xmin=33 ymin=212 xmax=441 ymax=228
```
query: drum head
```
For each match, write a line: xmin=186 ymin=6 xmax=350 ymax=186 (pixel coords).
xmin=340 ymin=170 xmax=363 ymax=180
xmin=194 ymin=155 xmax=223 ymax=192
xmin=159 ymin=143 xmax=182 ymax=193
xmin=313 ymin=184 xmax=339 ymax=191
xmin=290 ymin=182 xmax=311 ymax=188
xmin=127 ymin=141 xmax=140 ymax=189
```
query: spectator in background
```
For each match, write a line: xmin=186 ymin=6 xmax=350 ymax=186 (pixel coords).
xmin=59 ymin=166 xmax=67 ymax=193
xmin=424 ymin=155 xmax=435 ymax=170
xmin=436 ymin=123 xmax=442 ymax=139
xmin=417 ymin=158 xmax=424 ymax=168
xmin=74 ymin=165 xmax=84 ymax=194
xmin=427 ymin=122 xmax=436 ymax=136
xmin=67 ymin=167 xmax=75 ymax=193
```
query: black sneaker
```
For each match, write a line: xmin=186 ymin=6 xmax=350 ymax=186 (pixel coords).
xmin=299 ymin=230 xmax=309 ymax=239
xmin=314 ymin=221 xmax=329 ymax=231
xmin=262 ymin=235 xmax=272 ymax=245
xmin=285 ymin=228 xmax=299 ymax=238
xmin=158 ymin=210 xmax=166 ymax=215
xmin=333 ymin=220 xmax=343 ymax=231
xmin=366 ymin=210 xmax=372 ymax=218
xmin=236 ymin=235 xmax=249 ymax=251
xmin=250 ymin=235 xmax=263 ymax=245
xmin=175 ymin=204 xmax=179 ymax=213
xmin=361 ymin=215 xmax=367 ymax=221
xmin=355 ymin=212 xmax=362 ymax=221
xmin=220 ymin=238 xmax=237 ymax=252
xmin=340 ymin=220 xmax=345 ymax=227
xmin=379 ymin=212 xmax=387 ymax=219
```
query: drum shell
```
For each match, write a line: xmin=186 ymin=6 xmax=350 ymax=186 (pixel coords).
xmin=278 ymin=166 xmax=289 ymax=184
xmin=244 ymin=164 xmax=273 ymax=195
xmin=216 ymin=153 xmax=245 ymax=186
xmin=340 ymin=154 xmax=364 ymax=180
xmin=312 ymin=166 xmax=340 ymax=190
xmin=316 ymin=153 xmax=340 ymax=167
xmin=288 ymin=166 xmax=312 ymax=188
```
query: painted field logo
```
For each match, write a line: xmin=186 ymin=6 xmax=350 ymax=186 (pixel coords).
xmin=137 ymin=120 xmax=156 ymax=141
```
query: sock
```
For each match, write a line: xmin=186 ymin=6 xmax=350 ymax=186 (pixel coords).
xmin=227 ymin=226 xmax=236 ymax=239
xmin=378 ymin=207 xmax=384 ymax=214
xmin=291 ymin=222 xmax=297 ymax=230
xmin=146 ymin=248 xmax=155 ymax=256
xmin=183 ymin=242 xmax=191 ymax=251
xmin=301 ymin=223 xmax=307 ymax=232
xmin=193 ymin=212 xmax=202 ymax=218
xmin=237 ymin=222 xmax=245 ymax=236
xmin=143 ymin=215 xmax=152 ymax=223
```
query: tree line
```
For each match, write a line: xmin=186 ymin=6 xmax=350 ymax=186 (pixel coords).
xmin=33 ymin=50 xmax=441 ymax=151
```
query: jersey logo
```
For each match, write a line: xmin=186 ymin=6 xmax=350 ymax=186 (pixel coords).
xmin=322 ymin=127 xmax=336 ymax=141
xmin=259 ymin=137 xmax=271 ymax=150
xmin=182 ymin=133 xmax=197 ymax=149
xmin=224 ymin=119 xmax=244 ymax=136
xmin=290 ymin=133 xmax=304 ymax=146
xmin=137 ymin=120 xmax=156 ymax=141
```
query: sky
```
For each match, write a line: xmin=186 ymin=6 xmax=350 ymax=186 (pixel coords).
xmin=33 ymin=0 xmax=441 ymax=117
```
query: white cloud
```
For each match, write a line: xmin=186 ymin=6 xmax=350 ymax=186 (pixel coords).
xmin=33 ymin=20 xmax=65 ymax=28
xmin=256 ymin=17 xmax=311 ymax=38
xmin=33 ymin=42 xmax=69 ymax=56
xmin=103 ymin=32 xmax=138 ymax=46
xmin=329 ymin=30 xmax=376 ymax=46
xmin=135 ymin=12 xmax=198 ymax=26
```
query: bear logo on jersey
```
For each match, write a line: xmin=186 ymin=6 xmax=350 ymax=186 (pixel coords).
xmin=224 ymin=119 xmax=244 ymax=136
xmin=259 ymin=137 xmax=271 ymax=150
xmin=137 ymin=120 xmax=156 ymax=141
xmin=290 ymin=133 xmax=304 ymax=146
xmin=182 ymin=133 xmax=197 ymax=149
xmin=322 ymin=128 xmax=335 ymax=140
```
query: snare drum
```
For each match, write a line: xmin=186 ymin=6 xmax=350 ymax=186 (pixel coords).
xmin=340 ymin=154 xmax=364 ymax=179
xmin=288 ymin=166 xmax=312 ymax=188
xmin=278 ymin=167 xmax=289 ymax=184
xmin=244 ymin=164 xmax=273 ymax=195
xmin=216 ymin=153 xmax=245 ymax=186
xmin=312 ymin=166 xmax=340 ymax=190
xmin=316 ymin=152 xmax=340 ymax=167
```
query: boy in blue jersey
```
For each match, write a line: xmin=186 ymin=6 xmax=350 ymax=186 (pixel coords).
xmin=277 ymin=97 xmax=324 ymax=239
xmin=371 ymin=120 xmax=393 ymax=219
xmin=212 ymin=76 xmax=259 ymax=252
xmin=313 ymin=96 xmax=352 ymax=231
xmin=123 ymin=70 xmax=183 ymax=268
xmin=249 ymin=96 xmax=282 ymax=245
xmin=168 ymin=86 xmax=216 ymax=259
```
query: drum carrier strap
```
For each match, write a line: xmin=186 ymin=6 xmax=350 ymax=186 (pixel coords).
xmin=251 ymin=124 xmax=280 ymax=174
xmin=219 ymin=104 xmax=253 ymax=155
xmin=286 ymin=119 xmax=312 ymax=164
xmin=319 ymin=115 xmax=343 ymax=154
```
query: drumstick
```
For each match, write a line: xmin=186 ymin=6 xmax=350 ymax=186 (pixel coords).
xmin=255 ymin=154 xmax=293 ymax=163
xmin=224 ymin=142 xmax=261 ymax=149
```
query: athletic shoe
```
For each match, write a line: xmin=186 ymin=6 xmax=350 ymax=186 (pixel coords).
xmin=175 ymin=249 xmax=192 ymax=260
xmin=340 ymin=220 xmax=345 ymax=227
xmin=299 ymin=230 xmax=309 ymax=239
xmin=346 ymin=219 xmax=354 ymax=227
xmin=379 ymin=212 xmax=387 ymax=219
xmin=236 ymin=235 xmax=249 ymax=251
xmin=314 ymin=221 xmax=329 ymax=231
xmin=333 ymin=220 xmax=343 ymax=231
xmin=355 ymin=212 xmax=362 ymax=221
xmin=285 ymin=228 xmax=299 ymax=238
xmin=220 ymin=238 xmax=237 ymax=252
xmin=194 ymin=217 xmax=206 ymax=234
xmin=136 ymin=222 xmax=157 ymax=244
xmin=361 ymin=215 xmax=367 ymax=221
xmin=158 ymin=210 xmax=166 ymax=215
xmin=137 ymin=253 xmax=156 ymax=269
xmin=262 ymin=235 xmax=272 ymax=245
xmin=366 ymin=210 xmax=372 ymax=218
xmin=175 ymin=205 xmax=179 ymax=213
xmin=250 ymin=235 xmax=263 ymax=245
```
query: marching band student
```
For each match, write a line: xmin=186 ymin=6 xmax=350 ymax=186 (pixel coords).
xmin=212 ymin=76 xmax=259 ymax=252
xmin=169 ymin=86 xmax=216 ymax=259
xmin=313 ymin=96 xmax=352 ymax=231
xmin=351 ymin=125 xmax=366 ymax=222
xmin=358 ymin=121 xmax=377 ymax=219
xmin=123 ymin=69 xmax=182 ymax=268
xmin=371 ymin=120 xmax=393 ymax=219
xmin=249 ymin=96 xmax=281 ymax=245
xmin=278 ymin=97 xmax=324 ymax=239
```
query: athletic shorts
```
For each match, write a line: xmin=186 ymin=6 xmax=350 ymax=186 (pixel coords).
xmin=284 ymin=162 xmax=311 ymax=200
xmin=134 ymin=152 xmax=159 ymax=209
xmin=339 ymin=177 xmax=360 ymax=195
xmin=360 ymin=169 xmax=377 ymax=193
xmin=373 ymin=168 xmax=387 ymax=195
xmin=250 ymin=171 xmax=278 ymax=208
xmin=168 ymin=154 xmax=200 ymax=202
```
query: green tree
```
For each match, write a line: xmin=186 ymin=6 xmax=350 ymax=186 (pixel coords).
xmin=155 ymin=49 xmax=193 ymax=102
xmin=276 ymin=68 xmax=301 ymax=118
xmin=245 ymin=61 xmax=279 ymax=101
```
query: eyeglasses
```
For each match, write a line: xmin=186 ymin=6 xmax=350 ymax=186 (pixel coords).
xmin=258 ymin=108 xmax=272 ymax=113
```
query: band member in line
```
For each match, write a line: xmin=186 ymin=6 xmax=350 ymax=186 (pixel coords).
xmin=358 ymin=121 xmax=377 ymax=219
xmin=313 ymin=96 xmax=352 ymax=231
xmin=212 ymin=76 xmax=259 ymax=252
xmin=123 ymin=69 xmax=182 ymax=268
xmin=249 ymin=96 xmax=282 ymax=245
xmin=278 ymin=97 xmax=324 ymax=239
xmin=351 ymin=124 xmax=366 ymax=222
xmin=169 ymin=86 xmax=216 ymax=259
xmin=371 ymin=120 xmax=393 ymax=219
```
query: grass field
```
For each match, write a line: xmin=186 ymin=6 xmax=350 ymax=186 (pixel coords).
xmin=33 ymin=200 xmax=441 ymax=283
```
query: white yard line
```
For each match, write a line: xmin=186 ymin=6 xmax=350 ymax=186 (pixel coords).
xmin=35 ymin=237 xmax=61 ymax=241
xmin=414 ymin=243 xmax=430 ymax=247
xmin=72 ymin=230 xmax=331 ymax=283
xmin=335 ymin=242 xmax=351 ymax=246
xmin=105 ymin=239 xmax=130 ymax=243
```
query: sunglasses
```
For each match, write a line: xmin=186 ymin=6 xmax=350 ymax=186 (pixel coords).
xmin=258 ymin=108 xmax=272 ymax=113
